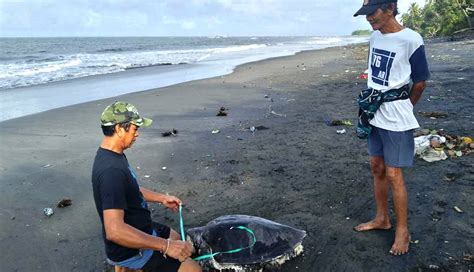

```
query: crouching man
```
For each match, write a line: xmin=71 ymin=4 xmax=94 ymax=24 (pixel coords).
xmin=92 ymin=101 xmax=201 ymax=271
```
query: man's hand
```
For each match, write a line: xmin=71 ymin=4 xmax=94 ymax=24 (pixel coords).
xmin=165 ymin=240 xmax=194 ymax=262
xmin=140 ymin=187 xmax=182 ymax=212
xmin=161 ymin=194 xmax=182 ymax=212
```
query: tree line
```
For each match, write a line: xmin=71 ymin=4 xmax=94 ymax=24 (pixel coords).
xmin=401 ymin=0 xmax=473 ymax=37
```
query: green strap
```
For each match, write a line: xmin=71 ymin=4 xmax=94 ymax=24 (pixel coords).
xmin=178 ymin=205 xmax=256 ymax=261
xmin=179 ymin=205 xmax=186 ymax=241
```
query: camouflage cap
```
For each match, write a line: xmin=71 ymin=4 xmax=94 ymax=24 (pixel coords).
xmin=100 ymin=101 xmax=152 ymax=127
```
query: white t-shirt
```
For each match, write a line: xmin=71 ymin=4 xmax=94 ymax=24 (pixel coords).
xmin=367 ymin=28 xmax=430 ymax=131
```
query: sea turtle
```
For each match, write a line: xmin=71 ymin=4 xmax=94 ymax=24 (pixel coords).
xmin=187 ymin=215 xmax=306 ymax=271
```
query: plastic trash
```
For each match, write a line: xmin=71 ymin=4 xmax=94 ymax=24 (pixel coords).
xmin=414 ymin=135 xmax=448 ymax=162
xmin=211 ymin=129 xmax=220 ymax=134
xmin=462 ymin=137 xmax=472 ymax=144
xmin=270 ymin=111 xmax=286 ymax=117
xmin=44 ymin=208 xmax=54 ymax=217
xmin=336 ymin=129 xmax=346 ymax=134
xmin=162 ymin=129 xmax=178 ymax=137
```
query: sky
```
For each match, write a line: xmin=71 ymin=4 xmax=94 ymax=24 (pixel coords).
xmin=0 ymin=0 xmax=426 ymax=37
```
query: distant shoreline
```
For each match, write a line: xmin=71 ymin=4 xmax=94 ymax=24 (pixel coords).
xmin=0 ymin=39 xmax=368 ymax=122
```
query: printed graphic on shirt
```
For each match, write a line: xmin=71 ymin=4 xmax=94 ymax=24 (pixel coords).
xmin=371 ymin=48 xmax=396 ymax=86
xmin=128 ymin=165 xmax=148 ymax=209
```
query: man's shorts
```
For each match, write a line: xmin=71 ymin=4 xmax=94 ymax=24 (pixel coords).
xmin=141 ymin=222 xmax=181 ymax=272
xmin=368 ymin=126 xmax=415 ymax=168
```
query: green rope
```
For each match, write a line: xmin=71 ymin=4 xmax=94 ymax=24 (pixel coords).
xmin=179 ymin=204 xmax=186 ymax=241
xmin=178 ymin=205 xmax=256 ymax=261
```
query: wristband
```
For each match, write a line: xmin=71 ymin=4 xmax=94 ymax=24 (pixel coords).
xmin=163 ymin=238 xmax=170 ymax=258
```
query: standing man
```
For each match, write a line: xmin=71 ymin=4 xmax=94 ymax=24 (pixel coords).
xmin=92 ymin=101 xmax=201 ymax=271
xmin=353 ymin=0 xmax=430 ymax=255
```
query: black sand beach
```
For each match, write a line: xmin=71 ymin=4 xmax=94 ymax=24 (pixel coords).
xmin=0 ymin=37 xmax=473 ymax=271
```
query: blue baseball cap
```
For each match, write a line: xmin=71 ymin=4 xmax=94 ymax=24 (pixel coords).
xmin=354 ymin=0 xmax=397 ymax=17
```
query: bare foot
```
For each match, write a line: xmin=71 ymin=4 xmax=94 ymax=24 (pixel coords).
xmin=353 ymin=219 xmax=391 ymax=232
xmin=389 ymin=229 xmax=410 ymax=256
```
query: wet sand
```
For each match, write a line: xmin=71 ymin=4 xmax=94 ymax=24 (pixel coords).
xmin=0 ymin=37 xmax=473 ymax=271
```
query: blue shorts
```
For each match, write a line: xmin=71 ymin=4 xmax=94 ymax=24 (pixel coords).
xmin=368 ymin=126 xmax=415 ymax=168
xmin=108 ymin=222 xmax=180 ymax=271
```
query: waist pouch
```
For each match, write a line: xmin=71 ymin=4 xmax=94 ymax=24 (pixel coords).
xmin=357 ymin=84 xmax=410 ymax=139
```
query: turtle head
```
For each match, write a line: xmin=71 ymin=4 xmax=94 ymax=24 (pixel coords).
xmin=186 ymin=227 xmax=212 ymax=255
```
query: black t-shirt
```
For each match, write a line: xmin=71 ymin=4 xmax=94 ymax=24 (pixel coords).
xmin=92 ymin=147 xmax=153 ymax=262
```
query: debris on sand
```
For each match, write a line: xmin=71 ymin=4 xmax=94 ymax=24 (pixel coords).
xmin=414 ymin=130 xmax=474 ymax=162
xmin=162 ymin=129 xmax=178 ymax=137
xmin=453 ymin=206 xmax=463 ymax=213
xmin=43 ymin=208 xmax=54 ymax=217
xmin=247 ymin=126 xmax=269 ymax=133
xmin=415 ymin=135 xmax=447 ymax=162
xmin=324 ymin=118 xmax=353 ymax=126
xmin=443 ymin=173 xmax=458 ymax=182
xmin=462 ymin=137 xmax=472 ymax=144
xmin=336 ymin=129 xmax=346 ymax=134
xmin=419 ymin=111 xmax=448 ymax=118
xmin=211 ymin=129 xmax=220 ymax=134
xmin=270 ymin=110 xmax=286 ymax=117
xmin=463 ymin=253 xmax=473 ymax=262
xmin=57 ymin=198 xmax=72 ymax=208
xmin=217 ymin=106 xmax=228 ymax=116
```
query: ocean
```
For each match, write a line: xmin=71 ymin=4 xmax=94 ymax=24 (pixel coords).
xmin=0 ymin=36 xmax=368 ymax=121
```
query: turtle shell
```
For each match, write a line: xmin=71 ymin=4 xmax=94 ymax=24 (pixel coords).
xmin=187 ymin=215 xmax=306 ymax=270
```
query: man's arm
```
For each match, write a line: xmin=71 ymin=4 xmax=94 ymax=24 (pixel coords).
xmin=103 ymin=209 xmax=192 ymax=261
xmin=140 ymin=187 xmax=181 ymax=212
xmin=410 ymin=81 xmax=426 ymax=106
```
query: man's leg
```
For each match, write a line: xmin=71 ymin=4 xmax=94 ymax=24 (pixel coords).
xmin=178 ymin=259 xmax=202 ymax=272
xmin=354 ymin=156 xmax=392 ymax=231
xmin=386 ymin=166 xmax=410 ymax=255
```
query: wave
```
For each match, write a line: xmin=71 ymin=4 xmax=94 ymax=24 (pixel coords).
xmin=307 ymin=37 xmax=343 ymax=45
xmin=96 ymin=48 xmax=126 ymax=53
xmin=0 ymin=37 xmax=365 ymax=90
